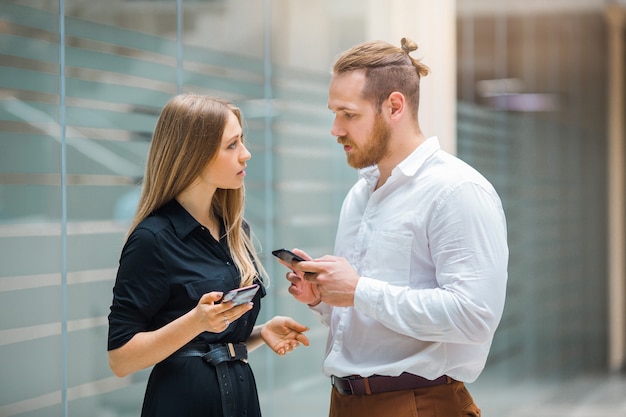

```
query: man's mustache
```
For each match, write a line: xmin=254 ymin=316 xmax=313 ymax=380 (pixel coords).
xmin=337 ymin=137 xmax=353 ymax=146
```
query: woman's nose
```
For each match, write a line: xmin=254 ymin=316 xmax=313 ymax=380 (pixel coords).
xmin=241 ymin=144 xmax=251 ymax=161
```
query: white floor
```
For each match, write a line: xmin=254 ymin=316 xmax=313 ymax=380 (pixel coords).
xmin=469 ymin=374 xmax=626 ymax=417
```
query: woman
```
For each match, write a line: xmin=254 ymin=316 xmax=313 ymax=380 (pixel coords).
xmin=107 ymin=94 xmax=310 ymax=417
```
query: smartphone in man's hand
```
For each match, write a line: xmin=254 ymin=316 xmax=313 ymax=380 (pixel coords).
xmin=272 ymin=248 xmax=306 ymax=264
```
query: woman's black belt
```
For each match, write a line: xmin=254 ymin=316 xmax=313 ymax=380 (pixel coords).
xmin=172 ymin=342 xmax=248 ymax=366
xmin=171 ymin=342 xmax=248 ymax=417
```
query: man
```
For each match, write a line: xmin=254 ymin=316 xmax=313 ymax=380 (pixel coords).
xmin=285 ymin=38 xmax=508 ymax=417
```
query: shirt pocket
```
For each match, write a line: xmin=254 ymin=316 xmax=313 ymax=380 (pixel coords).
xmin=363 ymin=231 xmax=412 ymax=284
xmin=183 ymin=278 xmax=227 ymax=301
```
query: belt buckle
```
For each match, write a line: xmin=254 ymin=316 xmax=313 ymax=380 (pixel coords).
xmin=227 ymin=342 xmax=236 ymax=358
xmin=332 ymin=375 xmax=361 ymax=395
xmin=331 ymin=376 xmax=349 ymax=394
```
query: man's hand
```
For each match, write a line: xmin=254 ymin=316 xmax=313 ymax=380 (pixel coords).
xmin=283 ymin=248 xmax=322 ymax=306
xmin=293 ymin=255 xmax=359 ymax=307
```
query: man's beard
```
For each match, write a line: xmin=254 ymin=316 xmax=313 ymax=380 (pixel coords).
xmin=340 ymin=114 xmax=391 ymax=169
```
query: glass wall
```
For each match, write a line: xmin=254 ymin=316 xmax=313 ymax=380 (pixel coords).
xmin=0 ymin=1 xmax=614 ymax=416
xmin=457 ymin=4 xmax=609 ymax=381
xmin=0 ymin=1 xmax=355 ymax=416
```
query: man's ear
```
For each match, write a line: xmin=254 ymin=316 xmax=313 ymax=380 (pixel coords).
xmin=388 ymin=92 xmax=405 ymax=118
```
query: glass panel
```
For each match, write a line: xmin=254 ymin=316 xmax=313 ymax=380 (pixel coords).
xmin=0 ymin=2 xmax=64 ymax=416
xmin=457 ymin=6 xmax=608 ymax=382
xmin=61 ymin=1 xmax=179 ymax=415
xmin=0 ymin=0 xmax=352 ymax=415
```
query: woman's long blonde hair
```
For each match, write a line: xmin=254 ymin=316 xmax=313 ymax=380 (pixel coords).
xmin=128 ymin=94 xmax=267 ymax=287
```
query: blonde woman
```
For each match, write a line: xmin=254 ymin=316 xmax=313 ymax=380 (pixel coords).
xmin=108 ymin=94 xmax=309 ymax=417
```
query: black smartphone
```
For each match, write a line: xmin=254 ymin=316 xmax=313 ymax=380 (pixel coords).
xmin=222 ymin=284 xmax=259 ymax=305
xmin=272 ymin=248 xmax=306 ymax=263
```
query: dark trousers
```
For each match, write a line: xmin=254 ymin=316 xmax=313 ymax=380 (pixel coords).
xmin=329 ymin=379 xmax=481 ymax=417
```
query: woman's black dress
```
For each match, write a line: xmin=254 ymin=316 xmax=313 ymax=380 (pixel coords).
xmin=108 ymin=200 xmax=266 ymax=417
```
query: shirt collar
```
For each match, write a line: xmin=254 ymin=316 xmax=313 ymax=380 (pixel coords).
xmin=358 ymin=165 xmax=380 ymax=187
xmin=395 ymin=136 xmax=440 ymax=177
xmin=358 ymin=136 xmax=441 ymax=184
xmin=159 ymin=199 xmax=201 ymax=239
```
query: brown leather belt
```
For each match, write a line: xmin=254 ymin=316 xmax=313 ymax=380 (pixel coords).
xmin=331 ymin=372 xmax=450 ymax=395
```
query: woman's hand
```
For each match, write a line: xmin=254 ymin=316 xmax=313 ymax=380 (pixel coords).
xmin=110 ymin=291 xmax=252 ymax=377
xmin=194 ymin=291 xmax=253 ymax=333
xmin=261 ymin=316 xmax=310 ymax=356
